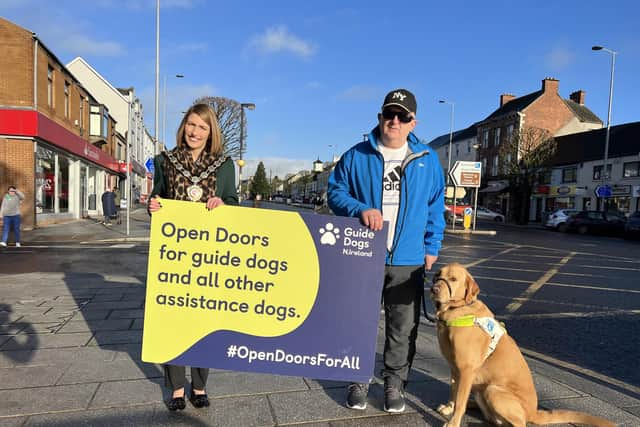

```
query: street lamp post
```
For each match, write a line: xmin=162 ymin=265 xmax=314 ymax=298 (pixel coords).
xmin=238 ymin=102 xmax=255 ymax=201
xmin=162 ymin=74 xmax=184 ymax=147
xmin=592 ymin=45 xmax=617 ymax=210
xmin=439 ymin=99 xmax=455 ymax=185
xmin=154 ymin=0 xmax=160 ymax=156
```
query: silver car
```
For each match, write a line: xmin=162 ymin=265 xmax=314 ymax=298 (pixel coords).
xmin=475 ymin=207 xmax=505 ymax=222
xmin=545 ymin=209 xmax=577 ymax=232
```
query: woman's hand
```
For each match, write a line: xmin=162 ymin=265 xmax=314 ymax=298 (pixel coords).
xmin=206 ymin=196 xmax=225 ymax=210
xmin=148 ymin=196 xmax=162 ymax=213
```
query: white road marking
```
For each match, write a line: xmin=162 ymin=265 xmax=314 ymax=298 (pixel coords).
xmin=505 ymin=252 xmax=576 ymax=314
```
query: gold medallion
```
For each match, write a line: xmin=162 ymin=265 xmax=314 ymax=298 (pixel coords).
xmin=187 ymin=184 xmax=203 ymax=202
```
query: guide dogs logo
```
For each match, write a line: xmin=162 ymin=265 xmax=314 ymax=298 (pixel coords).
xmin=319 ymin=223 xmax=340 ymax=246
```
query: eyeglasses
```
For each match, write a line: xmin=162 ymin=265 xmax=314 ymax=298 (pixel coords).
xmin=381 ymin=109 xmax=414 ymax=123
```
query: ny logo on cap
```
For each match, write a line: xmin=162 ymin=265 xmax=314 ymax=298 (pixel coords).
xmin=392 ymin=91 xmax=407 ymax=101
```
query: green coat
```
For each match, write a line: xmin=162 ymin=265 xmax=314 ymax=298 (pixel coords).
xmin=150 ymin=153 xmax=238 ymax=206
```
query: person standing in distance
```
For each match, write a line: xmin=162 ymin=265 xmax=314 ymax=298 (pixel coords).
xmin=328 ymin=89 xmax=445 ymax=413
xmin=0 ymin=186 xmax=25 ymax=247
xmin=148 ymin=103 xmax=238 ymax=411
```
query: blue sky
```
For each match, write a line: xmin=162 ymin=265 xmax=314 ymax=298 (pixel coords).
xmin=2 ymin=0 xmax=639 ymax=178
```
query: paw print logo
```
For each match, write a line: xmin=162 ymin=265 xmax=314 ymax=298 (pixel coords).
xmin=319 ymin=223 xmax=340 ymax=246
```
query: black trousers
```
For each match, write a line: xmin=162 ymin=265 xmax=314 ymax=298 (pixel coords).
xmin=380 ymin=265 xmax=424 ymax=386
xmin=164 ymin=364 xmax=209 ymax=391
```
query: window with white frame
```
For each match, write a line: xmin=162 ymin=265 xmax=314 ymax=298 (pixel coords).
xmin=623 ymin=161 xmax=639 ymax=178
xmin=482 ymin=129 xmax=489 ymax=148
xmin=64 ymin=81 xmax=70 ymax=117
xmin=492 ymin=155 xmax=499 ymax=176
xmin=47 ymin=65 xmax=54 ymax=107
xmin=593 ymin=164 xmax=612 ymax=180
xmin=562 ymin=167 xmax=577 ymax=183
xmin=494 ymin=127 xmax=501 ymax=146
xmin=506 ymin=124 xmax=514 ymax=142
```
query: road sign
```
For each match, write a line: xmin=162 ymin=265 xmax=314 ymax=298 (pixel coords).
xmin=449 ymin=161 xmax=481 ymax=188
xmin=464 ymin=207 xmax=473 ymax=216
xmin=594 ymin=184 xmax=612 ymax=198
xmin=145 ymin=158 xmax=155 ymax=174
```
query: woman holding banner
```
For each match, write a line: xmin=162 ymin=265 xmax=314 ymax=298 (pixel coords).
xmin=148 ymin=103 xmax=238 ymax=411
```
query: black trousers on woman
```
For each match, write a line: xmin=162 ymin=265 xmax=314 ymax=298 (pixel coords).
xmin=164 ymin=364 xmax=209 ymax=391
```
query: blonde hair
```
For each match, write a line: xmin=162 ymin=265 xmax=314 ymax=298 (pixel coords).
xmin=176 ymin=103 xmax=223 ymax=156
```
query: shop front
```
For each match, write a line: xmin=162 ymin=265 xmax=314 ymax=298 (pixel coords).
xmin=0 ymin=109 xmax=124 ymax=227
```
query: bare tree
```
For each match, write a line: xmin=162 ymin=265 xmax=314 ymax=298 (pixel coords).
xmin=194 ymin=96 xmax=246 ymax=158
xmin=499 ymin=126 xmax=557 ymax=224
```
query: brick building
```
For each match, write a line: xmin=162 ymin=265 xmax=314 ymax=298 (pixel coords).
xmin=476 ymin=77 xmax=603 ymax=217
xmin=0 ymin=17 xmax=128 ymax=228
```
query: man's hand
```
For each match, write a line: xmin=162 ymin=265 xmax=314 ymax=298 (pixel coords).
xmin=206 ymin=196 xmax=225 ymax=210
xmin=424 ymin=254 xmax=438 ymax=271
xmin=360 ymin=208 xmax=384 ymax=231
xmin=148 ymin=196 xmax=162 ymax=213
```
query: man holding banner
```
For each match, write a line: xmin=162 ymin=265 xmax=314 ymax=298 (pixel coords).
xmin=328 ymin=89 xmax=445 ymax=413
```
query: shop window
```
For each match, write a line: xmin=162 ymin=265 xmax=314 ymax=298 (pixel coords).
xmin=36 ymin=146 xmax=55 ymax=213
xmin=562 ymin=167 xmax=577 ymax=183
xmin=623 ymin=161 xmax=639 ymax=178
xmin=593 ymin=164 xmax=612 ymax=180
xmin=58 ymin=156 xmax=70 ymax=213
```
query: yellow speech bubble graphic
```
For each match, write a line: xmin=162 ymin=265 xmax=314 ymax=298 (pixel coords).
xmin=142 ymin=200 xmax=320 ymax=363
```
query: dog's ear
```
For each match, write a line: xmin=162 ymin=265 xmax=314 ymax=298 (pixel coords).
xmin=464 ymin=270 xmax=480 ymax=304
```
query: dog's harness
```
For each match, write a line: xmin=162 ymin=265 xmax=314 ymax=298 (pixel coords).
xmin=443 ymin=315 xmax=506 ymax=359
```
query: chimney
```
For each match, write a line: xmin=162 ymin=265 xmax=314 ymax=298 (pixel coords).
xmin=542 ymin=77 xmax=559 ymax=93
xmin=500 ymin=93 xmax=515 ymax=107
xmin=570 ymin=90 xmax=586 ymax=105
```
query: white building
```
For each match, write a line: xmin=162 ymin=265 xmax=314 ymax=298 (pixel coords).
xmin=67 ymin=57 xmax=148 ymax=202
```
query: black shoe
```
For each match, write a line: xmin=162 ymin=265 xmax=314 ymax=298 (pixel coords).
xmin=189 ymin=391 xmax=210 ymax=408
xmin=384 ymin=378 xmax=405 ymax=413
xmin=346 ymin=383 xmax=368 ymax=410
xmin=166 ymin=396 xmax=186 ymax=411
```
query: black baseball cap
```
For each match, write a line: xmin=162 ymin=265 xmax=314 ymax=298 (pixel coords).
xmin=382 ymin=89 xmax=417 ymax=113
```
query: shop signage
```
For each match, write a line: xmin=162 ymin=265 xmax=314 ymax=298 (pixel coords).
xmin=611 ymin=184 xmax=631 ymax=196
xmin=534 ymin=185 xmax=550 ymax=194
xmin=551 ymin=185 xmax=576 ymax=196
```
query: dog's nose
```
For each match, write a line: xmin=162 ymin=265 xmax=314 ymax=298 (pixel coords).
xmin=430 ymin=284 xmax=441 ymax=294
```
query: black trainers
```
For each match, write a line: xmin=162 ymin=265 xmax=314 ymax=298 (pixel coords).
xmin=383 ymin=379 xmax=405 ymax=413
xmin=346 ymin=383 xmax=369 ymax=410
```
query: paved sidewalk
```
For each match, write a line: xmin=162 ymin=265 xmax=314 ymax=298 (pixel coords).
xmin=0 ymin=215 xmax=639 ymax=426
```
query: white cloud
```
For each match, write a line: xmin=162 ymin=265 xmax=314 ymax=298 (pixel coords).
xmin=248 ymin=26 xmax=316 ymax=58
xmin=57 ymin=33 xmax=123 ymax=57
xmin=545 ymin=45 xmax=575 ymax=70
xmin=242 ymin=157 xmax=312 ymax=179
xmin=337 ymin=85 xmax=378 ymax=101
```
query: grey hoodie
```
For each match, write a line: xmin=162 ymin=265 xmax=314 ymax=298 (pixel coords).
xmin=0 ymin=190 xmax=24 ymax=216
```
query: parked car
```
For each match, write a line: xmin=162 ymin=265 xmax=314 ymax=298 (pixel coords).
xmin=545 ymin=208 xmax=577 ymax=232
xmin=475 ymin=207 xmax=505 ymax=222
xmin=624 ymin=211 xmax=640 ymax=239
xmin=565 ymin=210 xmax=626 ymax=236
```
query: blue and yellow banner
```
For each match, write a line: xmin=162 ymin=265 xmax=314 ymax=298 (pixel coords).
xmin=142 ymin=199 xmax=387 ymax=383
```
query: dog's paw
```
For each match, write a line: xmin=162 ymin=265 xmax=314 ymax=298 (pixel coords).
xmin=436 ymin=402 xmax=455 ymax=416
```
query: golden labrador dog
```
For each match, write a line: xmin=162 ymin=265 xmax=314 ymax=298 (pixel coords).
xmin=429 ymin=262 xmax=615 ymax=427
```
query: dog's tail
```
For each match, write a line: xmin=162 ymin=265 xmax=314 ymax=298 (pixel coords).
xmin=530 ymin=409 xmax=616 ymax=427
